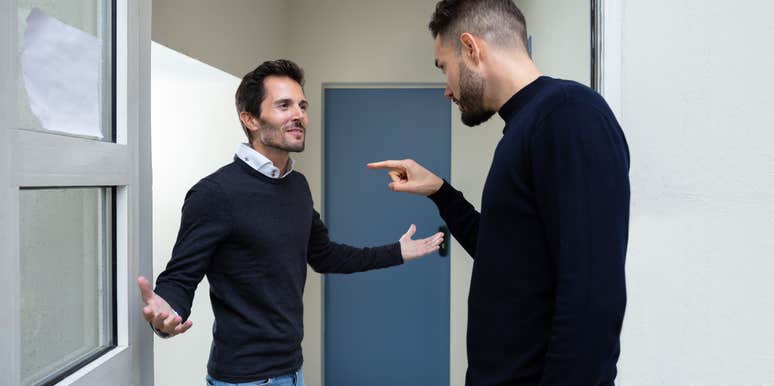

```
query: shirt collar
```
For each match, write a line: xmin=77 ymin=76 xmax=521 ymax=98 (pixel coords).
xmin=235 ymin=143 xmax=295 ymax=179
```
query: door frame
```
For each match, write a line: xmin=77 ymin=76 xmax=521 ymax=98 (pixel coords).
xmin=592 ymin=0 xmax=624 ymax=120
xmin=0 ymin=1 xmax=153 ymax=385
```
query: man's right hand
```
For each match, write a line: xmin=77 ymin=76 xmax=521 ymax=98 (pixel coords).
xmin=137 ymin=276 xmax=192 ymax=337
xmin=367 ymin=159 xmax=444 ymax=196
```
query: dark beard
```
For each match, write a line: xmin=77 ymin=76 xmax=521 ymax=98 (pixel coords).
xmin=458 ymin=61 xmax=495 ymax=127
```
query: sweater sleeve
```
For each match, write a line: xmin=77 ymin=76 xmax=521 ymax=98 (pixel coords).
xmin=154 ymin=179 xmax=232 ymax=321
xmin=427 ymin=181 xmax=481 ymax=258
xmin=306 ymin=210 xmax=404 ymax=273
xmin=531 ymin=101 xmax=630 ymax=385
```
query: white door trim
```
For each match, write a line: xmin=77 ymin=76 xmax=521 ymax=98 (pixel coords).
xmin=0 ymin=0 xmax=21 ymax=382
xmin=600 ymin=0 xmax=624 ymax=121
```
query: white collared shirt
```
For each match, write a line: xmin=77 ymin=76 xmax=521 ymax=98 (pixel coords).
xmin=235 ymin=143 xmax=295 ymax=179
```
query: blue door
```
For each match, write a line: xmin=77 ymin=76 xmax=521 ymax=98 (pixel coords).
xmin=324 ymin=88 xmax=451 ymax=386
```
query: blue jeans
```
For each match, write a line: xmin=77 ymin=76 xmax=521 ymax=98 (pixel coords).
xmin=205 ymin=369 xmax=304 ymax=386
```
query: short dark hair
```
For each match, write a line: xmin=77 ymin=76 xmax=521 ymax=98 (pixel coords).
xmin=235 ymin=59 xmax=305 ymax=143
xmin=429 ymin=0 xmax=528 ymax=50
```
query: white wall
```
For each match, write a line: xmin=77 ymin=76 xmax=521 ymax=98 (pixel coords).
xmin=617 ymin=0 xmax=774 ymax=384
xmin=150 ymin=42 xmax=244 ymax=386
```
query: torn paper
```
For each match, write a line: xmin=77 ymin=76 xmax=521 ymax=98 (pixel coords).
xmin=20 ymin=8 xmax=102 ymax=139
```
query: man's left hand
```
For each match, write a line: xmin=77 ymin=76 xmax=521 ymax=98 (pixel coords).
xmin=399 ymin=224 xmax=444 ymax=261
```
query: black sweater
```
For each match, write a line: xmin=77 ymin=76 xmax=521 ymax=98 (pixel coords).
xmin=430 ymin=76 xmax=630 ymax=386
xmin=154 ymin=158 xmax=403 ymax=382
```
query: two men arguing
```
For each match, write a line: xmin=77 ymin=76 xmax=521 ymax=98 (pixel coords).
xmin=141 ymin=1 xmax=630 ymax=385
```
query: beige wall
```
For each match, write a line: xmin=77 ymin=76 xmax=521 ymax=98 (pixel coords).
xmin=516 ymin=0 xmax=590 ymax=85
xmin=152 ymin=0 xmax=289 ymax=77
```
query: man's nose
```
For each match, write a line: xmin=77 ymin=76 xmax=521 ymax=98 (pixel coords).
xmin=291 ymin=104 xmax=306 ymax=119
xmin=444 ymin=85 xmax=453 ymax=100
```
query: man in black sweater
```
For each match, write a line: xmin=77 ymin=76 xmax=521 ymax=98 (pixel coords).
xmin=369 ymin=1 xmax=630 ymax=385
xmin=136 ymin=60 xmax=444 ymax=385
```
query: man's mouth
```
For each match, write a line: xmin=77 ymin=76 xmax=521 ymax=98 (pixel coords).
xmin=285 ymin=126 xmax=305 ymax=135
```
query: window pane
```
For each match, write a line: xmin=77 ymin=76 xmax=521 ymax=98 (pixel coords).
xmin=16 ymin=1 xmax=113 ymax=141
xmin=19 ymin=187 xmax=115 ymax=386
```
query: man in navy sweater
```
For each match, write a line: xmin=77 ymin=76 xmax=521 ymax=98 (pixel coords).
xmin=136 ymin=60 xmax=444 ymax=385
xmin=370 ymin=1 xmax=630 ymax=385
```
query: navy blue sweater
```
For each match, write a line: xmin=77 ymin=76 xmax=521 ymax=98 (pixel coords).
xmin=154 ymin=158 xmax=403 ymax=382
xmin=430 ymin=76 xmax=630 ymax=386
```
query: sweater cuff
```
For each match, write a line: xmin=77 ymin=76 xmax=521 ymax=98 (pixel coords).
xmin=386 ymin=242 xmax=404 ymax=266
xmin=147 ymin=309 xmax=179 ymax=339
xmin=153 ymin=285 xmax=188 ymax=321
xmin=428 ymin=180 xmax=456 ymax=208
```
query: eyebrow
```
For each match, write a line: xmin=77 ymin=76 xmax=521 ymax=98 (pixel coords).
xmin=274 ymin=98 xmax=309 ymax=108
xmin=274 ymin=98 xmax=306 ymax=105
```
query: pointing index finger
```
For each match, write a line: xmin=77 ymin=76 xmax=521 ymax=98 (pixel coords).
xmin=367 ymin=160 xmax=403 ymax=170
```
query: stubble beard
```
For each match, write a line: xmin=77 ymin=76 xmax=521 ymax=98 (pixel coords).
xmin=258 ymin=120 xmax=305 ymax=153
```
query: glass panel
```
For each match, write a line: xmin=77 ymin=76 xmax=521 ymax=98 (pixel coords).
xmin=16 ymin=1 xmax=113 ymax=141
xmin=19 ymin=187 xmax=115 ymax=386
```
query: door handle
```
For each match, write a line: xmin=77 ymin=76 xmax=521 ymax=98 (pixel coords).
xmin=438 ymin=225 xmax=449 ymax=257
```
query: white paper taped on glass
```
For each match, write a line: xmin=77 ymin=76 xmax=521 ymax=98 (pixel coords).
xmin=21 ymin=8 xmax=102 ymax=139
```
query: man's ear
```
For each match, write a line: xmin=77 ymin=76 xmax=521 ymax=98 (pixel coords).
xmin=459 ymin=33 xmax=483 ymax=66
xmin=239 ymin=111 xmax=255 ymax=131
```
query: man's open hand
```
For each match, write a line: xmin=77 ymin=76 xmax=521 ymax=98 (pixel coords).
xmin=137 ymin=276 xmax=192 ymax=337
xmin=399 ymin=224 xmax=444 ymax=261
